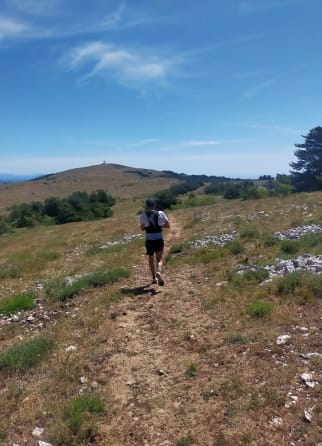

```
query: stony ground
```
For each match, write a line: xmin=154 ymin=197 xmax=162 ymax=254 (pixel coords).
xmin=1 ymin=201 xmax=322 ymax=446
xmin=88 ymin=218 xmax=322 ymax=446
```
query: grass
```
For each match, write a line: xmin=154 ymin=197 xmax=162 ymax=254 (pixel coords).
xmin=2 ymin=185 xmax=322 ymax=444
xmin=226 ymin=333 xmax=249 ymax=344
xmin=45 ymin=267 xmax=130 ymax=301
xmin=246 ymin=301 xmax=273 ymax=319
xmin=0 ymin=292 xmax=35 ymax=315
xmin=176 ymin=435 xmax=196 ymax=446
xmin=63 ymin=394 xmax=104 ymax=434
xmin=185 ymin=363 xmax=198 ymax=378
xmin=0 ymin=337 xmax=55 ymax=372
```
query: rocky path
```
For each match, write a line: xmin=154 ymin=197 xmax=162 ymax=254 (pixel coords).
xmin=96 ymin=217 xmax=222 ymax=445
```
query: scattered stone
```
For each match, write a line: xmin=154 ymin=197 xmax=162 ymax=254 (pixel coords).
xmin=269 ymin=417 xmax=283 ymax=427
xmin=32 ymin=427 xmax=44 ymax=437
xmin=301 ymin=372 xmax=318 ymax=388
xmin=157 ymin=369 xmax=166 ymax=376
xmin=274 ymin=223 xmax=322 ymax=240
xmin=65 ymin=345 xmax=77 ymax=353
xmin=276 ymin=334 xmax=291 ymax=345
xmin=189 ymin=231 xmax=238 ymax=248
xmin=300 ymin=352 xmax=322 ymax=360
xmin=39 ymin=442 xmax=54 ymax=446
xmin=100 ymin=233 xmax=143 ymax=249
xmin=80 ymin=376 xmax=87 ymax=384
xmin=304 ymin=407 xmax=314 ymax=423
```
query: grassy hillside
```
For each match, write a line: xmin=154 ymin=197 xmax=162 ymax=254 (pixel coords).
xmin=0 ymin=163 xmax=178 ymax=214
xmin=0 ymin=173 xmax=322 ymax=445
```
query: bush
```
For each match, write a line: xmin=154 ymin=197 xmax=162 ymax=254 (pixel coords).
xmin=59 ymin=395 xmax=104 ymax=445
xmin=240 ymin=227 xmax=260 ymax=239
xmin=262 ymin=233 xmax=278 ymax=247
xmin=280 ymin=239 xmax=299 ymax=255
xmin=275 ymin=271 xmax=305 ymax=295
xmin=45 ymin=268 xmax=130 ymax=301
xmin=0 ymin=337 xmax=55 ymax=372
xmin=246 ymin=301 xmax=273 ymax=319
xmin=230 ymin=269 xmax=269 ymax=286
xmin=227 ymin=240 xmax=244 ymax=255
xmin=0 ymin=292 xmax=35 ymax=315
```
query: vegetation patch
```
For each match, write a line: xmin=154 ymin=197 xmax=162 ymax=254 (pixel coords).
xmin=176 ymin=435 xmax=196 ymax=446
xmin=0 ymin=292 xmax=35 ymax=315
xmin=45 ymin=268 xmax=130 ymax=301
xmin=185 ymin=363 xmax=198 ymax=378
xmin=8 ymin=189 xmax=115 ymax=227
xmin=226 ymin=333 xmax=249 ymax=345
xmin=229 ymin=269 xmax=269 ymax=286
xmin=63 ymin=394 xmax=104 ymax=434
xmin=0 ymin=337 xmax=55 ymax=372
xmin=246 ymin=301 xmax=273 ymax=319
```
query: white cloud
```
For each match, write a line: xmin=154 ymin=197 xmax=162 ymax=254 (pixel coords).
xmin=0 ymin=15 xmax=29 ymax=37
xmin=186 ymin=140 xmax=221 ymax=146
xmin=63 ymin=41 xmax=179 ymax=89
xmin=241 ymin=78 xmax=276 ymax=99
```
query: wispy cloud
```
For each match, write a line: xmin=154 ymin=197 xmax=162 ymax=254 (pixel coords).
xmin=186 ymin=140 xmax=221 ymax=146
xmin=62 ymin=41 xmax=182 ymax=90
xmin=239 ymin=0 xmax=305 ymax=14
xmin=0 ymin=15 xmax=29 ymax=38
xmin=127 ymin=138 xmax=160 ymax=147
xmin=241 ymin=78 xmax=276 ymax=98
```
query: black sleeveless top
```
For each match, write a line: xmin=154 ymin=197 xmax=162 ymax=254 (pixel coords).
xmin=145 ymin=211 xmax=162 ymax=234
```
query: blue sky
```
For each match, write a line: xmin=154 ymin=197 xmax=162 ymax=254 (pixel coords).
xmin=1 ymin=0 xmax=321 ymax=178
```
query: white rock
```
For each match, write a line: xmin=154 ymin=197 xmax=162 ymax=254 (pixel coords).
xmin=270 ymin=417 xmax=283 ymax=427
xmin=301 ymin=373 xmax=317 ymax=388
xmin=39 ymin=442 xmax=54 ymax=446
xmin=304 ymin=409 xmax=313 ymax=422
xmin=32 ymin=427 xmax=44 ymax=437
xmin=80 ymin=376 xmax=87 ymax=384
xmin=276 ymin=334 xmax=291 ymax=345
xmin=65 ymin=345 xmax=77 ymax=352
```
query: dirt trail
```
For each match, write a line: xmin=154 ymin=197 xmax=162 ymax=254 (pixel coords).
xmin=97 ymin=216 xmax=222 ymax=445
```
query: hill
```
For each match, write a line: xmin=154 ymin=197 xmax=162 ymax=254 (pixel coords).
xmin=0 ymin=163 xmax=179 ymax=213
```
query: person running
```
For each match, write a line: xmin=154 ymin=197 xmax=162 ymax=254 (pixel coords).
xmin=139 ymin=198 xmax=170 ymax=285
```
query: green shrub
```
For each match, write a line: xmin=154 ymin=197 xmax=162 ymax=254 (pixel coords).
xmin=176 ymin=435 xmax=196 ymax=446
xmin=240 ymin=226 xmax=260 ymax=239
xmin=275 ymin=271 xmax=305 ymax=295
xmin=280 ymin=239 xmax=299 ymax=255
xmin=0 ymin=337 xmax=55 ymax=372
xmin=45 ymin=268 xmax=130 ymax=301
xmin=226 ymin=334 xmax=249 ymax=344
xmin=168 ymin=243 xmax=185 ymax=255
xmin=45 ymin=278 xmax=86 ymax=301
xmin=185 ymin=363 xmax=198 ymax=378
xmin=85 ymin=268 xmax=129 ymax=287
xmin=227 ymin=240 xmax=244 ymax=255
xmin=0 ymin=263 xmax=22 ymax=279
xmin=230 ymin=269 xmax=269 ymax=286
xmin=246 ymin=301 xmax=273 ymax=319
xmin=307 ymin=274 xmax=322 ymax=298
xmin=64 ymin=394 xmax=104 ymax=435
xmin=262 ymin=233 xmax=278 ymax=247
xmin=0 ymin=292 xmax=35 ymax=315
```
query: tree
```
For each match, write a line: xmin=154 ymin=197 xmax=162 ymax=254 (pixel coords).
xmin=290 ymin=126 xmax=322 ymax=191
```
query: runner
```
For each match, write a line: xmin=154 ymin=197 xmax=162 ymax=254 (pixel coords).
xmin=139 ymin=198 xmax=170 ymax=285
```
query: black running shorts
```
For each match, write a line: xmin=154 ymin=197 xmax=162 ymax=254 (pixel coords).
xmin=145 ymin=238 xmax=164 ymax=256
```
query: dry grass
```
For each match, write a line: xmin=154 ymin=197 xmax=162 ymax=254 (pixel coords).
xmin=1 ymin=180 xmax=322 ymax=445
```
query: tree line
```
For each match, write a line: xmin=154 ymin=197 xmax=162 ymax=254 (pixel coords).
xmin=6 ymin=189 xmax=115 ymax=228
